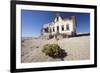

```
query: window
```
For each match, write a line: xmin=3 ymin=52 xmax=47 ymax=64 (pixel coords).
xmin=66 ymin=25 xmax=69 ymax=30
xmin=44 ymin=27 xmax=49 ymax=33
xmin=53 ymin=27 xmax=55 ymax=32
xmin=62 ymin=25 xmax=64 ymax=31
xmin=57 ymin=26 xmax=59 ymax=32
xmin=56 ymin=17 xmax=59 ymax=21
xmin=50 ymin=28 xmax=52 ymax=33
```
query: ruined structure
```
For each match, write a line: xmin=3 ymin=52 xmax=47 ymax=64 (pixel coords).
xmin=41 ymin=14 xmax=77 ymax=39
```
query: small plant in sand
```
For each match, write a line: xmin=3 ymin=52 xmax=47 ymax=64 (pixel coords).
xmin=42 ymin=44 xmax=63 ymax=58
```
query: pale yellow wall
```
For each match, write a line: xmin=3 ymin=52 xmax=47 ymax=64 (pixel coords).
xmin=49 ymin=19 xmax=74 ymax=35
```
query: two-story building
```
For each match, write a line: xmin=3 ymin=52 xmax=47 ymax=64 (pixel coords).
xmin=41 ymin=14 xmax=77 ymax=39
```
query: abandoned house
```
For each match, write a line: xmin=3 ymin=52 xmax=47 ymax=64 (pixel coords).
xmin=41 ymin=14 xmax=77 ymax=39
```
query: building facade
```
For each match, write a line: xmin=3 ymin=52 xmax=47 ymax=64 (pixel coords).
xmin=41 ymin=14 xmax=77 ymax=39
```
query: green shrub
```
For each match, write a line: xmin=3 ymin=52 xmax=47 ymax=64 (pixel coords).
xmin=42 ymin=44 xmax=62 ymax=58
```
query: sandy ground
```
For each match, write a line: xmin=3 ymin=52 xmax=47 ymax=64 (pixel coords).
xmin=21 ymin=36 xmax=90 ymax=63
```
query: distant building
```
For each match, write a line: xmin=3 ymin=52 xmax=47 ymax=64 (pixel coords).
xmin=41 ymin=14 xmax=77 ymax=39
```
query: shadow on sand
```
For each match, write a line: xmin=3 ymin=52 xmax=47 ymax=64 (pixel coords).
xmin=49 ymin=49 xmax=68 ymax=61
xmin=72 ymin=33 xmax=90 ymax=38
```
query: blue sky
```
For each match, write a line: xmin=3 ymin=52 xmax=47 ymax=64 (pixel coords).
xmin=21 ymin=10 xmax=90 ymax=37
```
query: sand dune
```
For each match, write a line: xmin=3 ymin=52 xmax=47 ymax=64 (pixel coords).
xmin=21 ymin=35 xmax=90 ymax=63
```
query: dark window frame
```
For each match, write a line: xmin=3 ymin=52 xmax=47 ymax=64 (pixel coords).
xmin=53 ymin=27 xmax=55 ymax=32
xmin=62 ymin=25 xmax=64 ymax=31
xmin=66 ymin=24 xmax=69 ymax=30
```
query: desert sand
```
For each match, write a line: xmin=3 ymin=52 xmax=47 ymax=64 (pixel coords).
xmin=21 ymin=35 xmax=90 ymax=63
